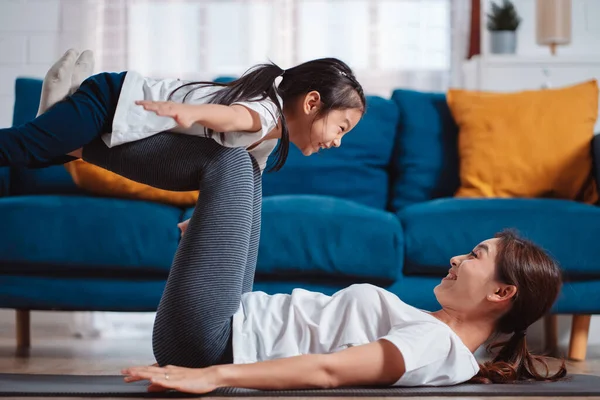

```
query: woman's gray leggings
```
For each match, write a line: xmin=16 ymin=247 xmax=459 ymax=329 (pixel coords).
xmin=83 ymin=133 xmax=262 ymax=367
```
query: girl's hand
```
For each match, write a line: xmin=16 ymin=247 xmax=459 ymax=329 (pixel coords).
xmin=135 ymin=101 xmax=197 ymax=128
xmin=122 ymin=365 xmax=219 ymax=394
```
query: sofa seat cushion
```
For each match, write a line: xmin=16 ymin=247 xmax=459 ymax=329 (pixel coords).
xmin=398 ymin=198 xmax=600 ymax=280
xmin=0 ymin=195 xmax=182 ymax=276
xmin=249 ymin=195 xmax=403 ymax=281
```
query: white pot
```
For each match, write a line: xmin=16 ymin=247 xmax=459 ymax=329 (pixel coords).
xmin=490 ymin=31 xmax=517 ymax=54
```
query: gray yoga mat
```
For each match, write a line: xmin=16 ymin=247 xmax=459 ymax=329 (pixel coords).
xmin=0 ymin=373 xmax=599 ymax=397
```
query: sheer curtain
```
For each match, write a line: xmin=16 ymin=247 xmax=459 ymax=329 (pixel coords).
xmin=63 ymin=0 xmax=470 ymax=93
xmin=59 ymin=0 xmax=471 ymax=338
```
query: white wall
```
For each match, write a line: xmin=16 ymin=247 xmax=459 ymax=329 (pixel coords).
xmin=0 ymin=0 xmax=89 ymax=127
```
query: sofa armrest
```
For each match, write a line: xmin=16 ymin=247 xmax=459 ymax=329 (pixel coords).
xmin=0 ymin=167 xmax=9 ymax=197
xmin=593 ymin=134 xmax=600 ymax=202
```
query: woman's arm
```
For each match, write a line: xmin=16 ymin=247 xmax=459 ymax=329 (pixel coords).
xmin=217 ymin=339 xmax=405 ymax=390
xmin=122 ymin=340 xmax=406 ymax=394
xmin=135 ymin=101 xmax=262 ymax=133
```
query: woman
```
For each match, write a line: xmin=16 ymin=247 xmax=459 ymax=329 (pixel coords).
xmin=121 ymin=229 xmax=566 ymax=393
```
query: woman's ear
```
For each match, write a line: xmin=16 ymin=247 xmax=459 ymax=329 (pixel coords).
xmin=488 ymin=285 xmax=517 ymax=303
xmin=303 ymin=91 xmax=322 ymax=115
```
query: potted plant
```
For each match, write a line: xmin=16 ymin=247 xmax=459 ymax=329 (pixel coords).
xmin=487 ymin=0 xmax=521 ymax=54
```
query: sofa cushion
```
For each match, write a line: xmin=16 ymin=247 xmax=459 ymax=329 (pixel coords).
xmin=447 ymin=80 xmax=599 ymax=204
xmin=389 ymin=89 xmax=460 ymax=211
xmin=261 ymin=96 xmax=399 ymax=210
xmin=0 ymin=195 xmax=181 ymax=276
xmin=12 ymin=78 xmax=82 ymax=196
xmin=398 ymin=198 xmax=600 ymax=280
xmin=250 ymin=195 xmax=403 ymax=281
xmin=64 ymin=159 xmax=199 ymax=207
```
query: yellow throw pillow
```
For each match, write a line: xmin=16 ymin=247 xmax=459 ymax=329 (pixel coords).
xmin=447 ymin=80 xmax=599 ymax=204
xmin=64 ymin=160 xmax=199 ymax=207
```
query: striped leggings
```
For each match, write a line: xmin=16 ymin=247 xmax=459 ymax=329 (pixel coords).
xmin=84 ymin=134 xmax=262 ymax=368
xmin=1 ymin=72 xmax=262 ymax=367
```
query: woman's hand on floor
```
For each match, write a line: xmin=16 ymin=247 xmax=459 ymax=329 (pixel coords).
xmin=135 ymin=101 xmax=197 ymax=128
xmin=122 ymin=365 xmax=218 ymax=394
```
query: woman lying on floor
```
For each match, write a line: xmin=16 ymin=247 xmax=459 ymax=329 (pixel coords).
xmin=122 ymin=228 xmax=567 ymax=393
xmin=27 ymin=51 xmax=565 ymax=394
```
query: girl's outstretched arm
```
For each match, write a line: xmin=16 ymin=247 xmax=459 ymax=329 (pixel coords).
xmin=135 ymin=101 xmax=261 ymax=133
xmin=122 ymin=340 xmax=406 ymax=394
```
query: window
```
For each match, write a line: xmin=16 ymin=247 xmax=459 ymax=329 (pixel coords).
xmin=110 ymin=0 xmax=452 ymax=96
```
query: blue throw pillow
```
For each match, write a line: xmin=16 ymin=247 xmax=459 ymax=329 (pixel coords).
xmin=389 ymin=89 xmax=460 ymax=211
xmin=262 ymin=95 xmax=399 ymax=210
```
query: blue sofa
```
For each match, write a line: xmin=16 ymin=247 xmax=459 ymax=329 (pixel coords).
xmin=2 ymin=78 xmax=600 ymax=361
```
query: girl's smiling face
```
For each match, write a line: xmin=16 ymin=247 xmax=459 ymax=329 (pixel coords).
xmin=285 ymin=91 xmax=363 ymax=156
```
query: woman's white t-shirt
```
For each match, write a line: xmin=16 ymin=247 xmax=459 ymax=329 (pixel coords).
xmin=231 ymin=283 xmax=480 ymax=387
xmin=103 ymin=71 xmax=281 ymax=172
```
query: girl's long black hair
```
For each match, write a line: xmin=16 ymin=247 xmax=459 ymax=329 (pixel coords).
xmin=169 ymin=58 xmax=365 ymax=172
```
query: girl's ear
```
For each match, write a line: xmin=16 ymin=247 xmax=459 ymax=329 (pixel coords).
xmin=303 ymin=91 xmax=322 ymax=115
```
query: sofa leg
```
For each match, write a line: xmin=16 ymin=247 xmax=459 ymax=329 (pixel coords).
xmin=16 ymin=309 xmax=31 ymax=350
xmin=543 ymin=314 xmax=558 ymax=354
xmin=568 ymin=314 xmax=591 ymax=361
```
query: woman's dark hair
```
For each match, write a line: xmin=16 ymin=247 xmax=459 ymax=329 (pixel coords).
xmin=470 ymin=229 xmax=567 ymax=384
xmin=168 ymin=58 xmax=366 ymax=172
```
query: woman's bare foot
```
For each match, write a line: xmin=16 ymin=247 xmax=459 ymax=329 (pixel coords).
xmin=178 ymin=219 xmax=190 ymax=237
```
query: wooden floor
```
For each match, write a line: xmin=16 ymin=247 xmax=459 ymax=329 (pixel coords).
xmin=1 ymin=332 xmax=600 ymax=400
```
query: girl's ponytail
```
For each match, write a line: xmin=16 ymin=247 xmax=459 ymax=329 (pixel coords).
xmin=470 ymin=330 xmax=566 ymax=384
xmin=169 ymin=62 xmax=289 ymax=172
xmin=168 ymin=57 xmax=365 ymax=172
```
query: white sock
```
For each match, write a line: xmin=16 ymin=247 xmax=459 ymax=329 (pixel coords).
xmin=69 ymin=50 xmax=95 ymax=95
xmin=37 ymin=48 xmax=79 ymax=116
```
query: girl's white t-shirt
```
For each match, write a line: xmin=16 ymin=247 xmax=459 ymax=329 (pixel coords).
xmin=104 ymin=71 xmax=281 ymax=172
xmin=231 ymin=283 xmax=480 ymax=387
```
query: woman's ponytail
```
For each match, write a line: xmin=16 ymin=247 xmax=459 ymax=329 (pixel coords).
xmin=470 ymin=330 xmax=567 ymax=384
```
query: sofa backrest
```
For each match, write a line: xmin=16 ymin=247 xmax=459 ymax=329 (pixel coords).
xmin=388 ymin=89 xmax=460 ymax=211
xmin=262 ymin=90 xmax=462 ymax=212
xmin=262 ymin=95 xmax=399 ymax=210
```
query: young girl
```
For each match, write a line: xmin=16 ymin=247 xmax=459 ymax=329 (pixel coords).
xmin=1 ymin=50 xmax=364 ymax=173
